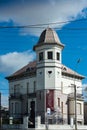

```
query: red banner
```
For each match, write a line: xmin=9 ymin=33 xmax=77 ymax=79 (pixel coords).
xmin=46 ymin=90 xmax=54 ymax=111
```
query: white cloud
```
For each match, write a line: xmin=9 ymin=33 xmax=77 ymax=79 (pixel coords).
xmin=1 ymin=94 xmax=8 ymax=107
xmin=0 ymin=50 xmax=35 ymax=75
xmin=82 ymin=84 xmax=87 ymax=101
xmin=82 ymin=84 xmax=87 ymax=91
xmin=0 ymin=0 xmax=87 ymax=35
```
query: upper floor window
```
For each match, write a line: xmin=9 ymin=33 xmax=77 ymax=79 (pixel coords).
xmin=77 ymin=103 xmax=81 ymax=114
xmin=14 ymin=84 xmax=20 ymax=95
xmin=61 ymin=81 xmax=63 ymax=93
xmin=39 ymin=52 xmax=43 ymax=61
xmin=34 ymin=81 xmax=36 ymax=93
xmin=61 ymin=102 xmax=63 ymax=114
xmin=58 ymin=97 xmax=60 ymax=107
xmin=15 ymin=102 xmax=19 ymax=114
xmin=27 ymin=82 xmax=29 ymax=94
xmin=56 ymin=52 xmax=60 ymax=60
xmin=48 ymin=51 xmax=53 ymax=59
xmin=11 ymin=103 xmax=14 ymax=114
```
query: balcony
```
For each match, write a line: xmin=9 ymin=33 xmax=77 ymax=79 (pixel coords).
xmin=68 ymin=93 xmax=83 ymax=99
xmin=9 ymin=93 xmax=23 ymax=100
xmin=27 ymin=92 xmax=36 ymax=98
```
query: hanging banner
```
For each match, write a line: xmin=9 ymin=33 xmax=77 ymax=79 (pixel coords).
xmin=46 ymin=90 xmax=54 ymax=111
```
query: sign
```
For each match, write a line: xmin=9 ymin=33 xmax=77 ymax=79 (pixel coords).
xmin=46 ymin=90 xmax=54 ymax=111
xmin=47 ymin=108 xmax=51 ymax=115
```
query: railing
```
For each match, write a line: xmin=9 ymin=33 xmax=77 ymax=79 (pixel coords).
xmin=9 ymin=93 xmax=23 ymax=100
xmin=68 ymin=93 xmax=82 ymax=99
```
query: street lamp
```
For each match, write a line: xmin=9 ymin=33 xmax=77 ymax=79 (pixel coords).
xmin=74 ymin=59 xmax=80 ymax=130
xmin=71 ymin=59 xmax=80 ymax=130
xmin=74 ymin=84 xmax=77 ymax=130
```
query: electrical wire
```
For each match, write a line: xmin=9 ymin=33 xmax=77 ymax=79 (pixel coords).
xmin=0 ymin=18 xmax=87 ymax=29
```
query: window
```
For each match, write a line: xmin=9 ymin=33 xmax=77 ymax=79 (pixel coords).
xmin=61 ymin=82 xmax=63 ymax=93
xmin=27 ymin=82 xmax=29 ymax=94
xmin=56 ymin=52 xmax=60 ymax=60
xmin=15 ymin=102 xmax=19 ymax=114
xmin=34 ymin=81 xmax=36 ymax=93
xmin=14 ymin=84 xmax=20 ymax=95
xmin=58 ymin=98 xmax=60 ymax=107
xmin=48 ymin=51 xmax=53 ymax=59
xmin=77 ymin=103 xmax=81 ymax=115
xmin=39 ymin=91 xmax=41 ymax=100
xmin=11 ymin=103 xmax=14 ymax=114
xmin=39 ymin=52 xmax=43 ymax=61
xmin=61 ymin=102 xmax=63 ymax=114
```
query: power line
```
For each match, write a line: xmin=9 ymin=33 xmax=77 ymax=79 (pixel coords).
xmin=0 ymin=18 xmax=87 ymax=29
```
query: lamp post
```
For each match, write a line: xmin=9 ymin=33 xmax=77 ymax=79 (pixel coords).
xmin=71 ymin=59 xmax=80 ymax=129
xmin=74 ymin=59 xmax=80 ymax=130
xmin=74 ymin=84 xmax=77 ymax=130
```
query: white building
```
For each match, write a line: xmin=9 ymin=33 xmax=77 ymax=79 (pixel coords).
xmin=6 ymin=28 xmax=84 ymax=128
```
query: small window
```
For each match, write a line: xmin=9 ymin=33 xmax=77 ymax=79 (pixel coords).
xmin=14 ymin=84 xmax=20 ymax=95
xmin=56 ymin=52 xmax=60 ymax=60
xmin=39 ymin=52 xmax=43 ymax=61
xmin=11 ymin=103 xmax=14 ymax=114
xmin=27 ymin=82 xmax=29 ymax=94
xmin=15 ymin=102 xmax=19 ymax=114
xmin=48 ymin=51 xmax=53 ymax=59
xmin=34 ymin=81 xmax=36 ymax=93
xmin=61 ymin=81 xmax=63 ymax=93
xmin=77 ymin=103 xmax=81 ymax=114
xmin=58 ymin=98 xmax=60 ymax=107
xmin=61 ymin=102 xmax=63 ymax=114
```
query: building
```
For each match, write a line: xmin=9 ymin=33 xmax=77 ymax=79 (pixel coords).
xmin=6 ymin=28 xmax=84 ymax=128
xmin=84 ymin=102 xmax=87 ymax=125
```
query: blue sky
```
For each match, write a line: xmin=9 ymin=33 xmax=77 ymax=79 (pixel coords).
xmin=0 ymin=0 xmax=87 ymax=107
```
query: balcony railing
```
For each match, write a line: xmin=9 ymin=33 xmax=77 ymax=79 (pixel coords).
xmin=9 ymin=93 xmax=23 ymax=100
xmin=68 ymin=93 xmax=83 ymax=99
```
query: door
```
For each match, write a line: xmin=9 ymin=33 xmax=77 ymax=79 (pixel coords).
xmin=28 ymin=101 xmax=35 ymax=128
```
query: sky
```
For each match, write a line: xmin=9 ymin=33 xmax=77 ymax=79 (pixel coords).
xmin=0 ymin=0 xmax=87 ymax=107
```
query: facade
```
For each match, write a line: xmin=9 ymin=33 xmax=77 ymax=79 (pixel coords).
xmin=84 ymin=102 xmax=87 ymax=124
xmin=6 ymin=28 xmax=84 ymax=127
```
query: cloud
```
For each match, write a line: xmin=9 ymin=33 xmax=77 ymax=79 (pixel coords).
xmin=0 ymin=50 xmax=35 ymax=75
xmin=82 ymin=84 xmax=87 ymax=101
xmin=83 ymin=84 xmax=87 ymax=91
xmin=1 ymin=94 xmax=8 ymax=107
xmin=0 ymin=0 xmax=87 ymax=35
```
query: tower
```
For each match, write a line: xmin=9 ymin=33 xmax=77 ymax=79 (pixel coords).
xmin=33 ymin=28 xmax=64 ymax=121
xmin=33 ymin=28 xmax=64 ymax=91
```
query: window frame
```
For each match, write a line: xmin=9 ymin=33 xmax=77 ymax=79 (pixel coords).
xmin=47 ymin=51 xmax=53 ymax=59
xmin=39 ymin=52 xmax=43 ymax=61
xmin=56 ymin=52 xmax=60 ymax=61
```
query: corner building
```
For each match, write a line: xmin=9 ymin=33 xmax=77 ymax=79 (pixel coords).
xmin=6 ymin=28 xmax=84 ymax=127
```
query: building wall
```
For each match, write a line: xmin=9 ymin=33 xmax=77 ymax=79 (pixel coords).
xmin=68 ymin=98 xmax=84 ymax=124
xmin=62 ymin=76 xmax=82 ymax=94
xmin=54 ymin=90 xmax=67 ymax=123
xmin=9 ymin=76 xmax=36 ymax=117
xmin=84 ymin=103 xmax=87 ymax=124
xmin=9 ymin=76 xmax=36 ymax=95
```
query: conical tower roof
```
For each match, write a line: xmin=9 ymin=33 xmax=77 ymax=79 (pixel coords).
xmin=33 ymin=28 xmax=64 ymax=50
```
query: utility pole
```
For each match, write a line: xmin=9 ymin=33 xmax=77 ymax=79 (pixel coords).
xmin=74 ymin=84 xmax=77 ymax=130
xmin=73 ymin=59 xmax=80 ymax=130
xmin=71 ymin=59 xmax=80 ymax=130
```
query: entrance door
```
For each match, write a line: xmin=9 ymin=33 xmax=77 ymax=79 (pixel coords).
xmin=28 ymin=101 xmax=35 ymax=128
